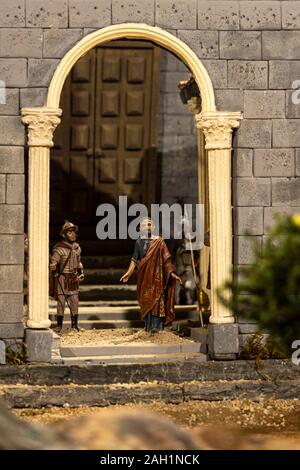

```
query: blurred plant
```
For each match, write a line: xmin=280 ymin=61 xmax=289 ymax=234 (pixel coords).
xmin=240 ymin=333 xmax=286 ymax=366
xmin=5 ymin=341 xmax=27 ymax=365
xmin=218 ymin=213 xmax=300 ymax=354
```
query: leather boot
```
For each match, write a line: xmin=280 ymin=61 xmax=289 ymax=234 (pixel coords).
xmin=56 ymin=315 xmax=63 ymax=333
xmin=71 ymin=315 xmax=79 ymax=331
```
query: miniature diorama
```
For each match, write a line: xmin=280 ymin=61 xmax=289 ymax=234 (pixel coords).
xmin=49 ymin=220 xmax=84 ymax=332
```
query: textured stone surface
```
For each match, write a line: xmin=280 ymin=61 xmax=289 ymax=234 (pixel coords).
xmin=282 ymin=1 xmax=300 ymax=29
xmin=197 ymin=1 xmax=239 ymax=30
xmin=240 ymin=1 xmax=281 ymax=30
xmin=0 ymin=265 xmax=23 ymax=293
xmin=254 ymin=149 xmax=294 ymax=177
xmin=273 ymin=120 xmax=300 ymax=147
xmin=244 ymin=90 xmax=285 ymax=119
xmin=177 ymin=30 xmax=219 ymax=58
xmin=233 ymin=177 xmax=271 ymax=206
xmin=0 ymin=175 xmax=5 ymax=203
xmin=69 ymin=0 xmax=111 ymax=28
xmin=0 ymin=205 xmax=24 ymax=234
xmin=238 ymin=323 xmax=259 ymax=334
xmin=156 ymin=0 xmax=197 ymax=29
xmin=228 ymin=61 xmax=268 ymax=89
xmin=296 ymin=149 xmax=300 ymax=176
xmin=0 ymin=293 xmax=23 ymax=323
xmin=272 ymin=178 xmax=300 ymax=206
xmin=20 ymin=88 xmax=47 ymax=108
xmin=0 ymin=89 xmax=19 ymax=115
xmin=28 ymin=58 xmax=59 ymax=87
xmin=263 ymin=31 xmax=300 ymax=59
xmin=263 ymin=206 xmax=298 ymax=232
xmin=0 ymin=340 xmax=5 ymax=364
xmin=234 ymin=236 xmax=262 ymax=264
xmin=220 ymin=31 xmax=261 ymax=60
xmin=201 ymin=59 xmax=227 ymax=88
xmin=0 ymin=147 xmax=24 ymax=174
xmin=234 ymin=207 xmax=263 ymax=235
xmin=215 ymin=89 xmax=243 ymax=112
xmin=285 ymin=90 xmax=300 ymax=118
xmin=43 ymin=29 xmax=83 ymax=58
xmin=269 ymin=60 xmax=300 ymax=89
xmin=0 ymin=117 xmax=24 ymax=146
xmin=0 ymin=59 xmax=27 ymax=87
xmin=234 ymin=119 xmax=272 ymax=148
xmin=0 ymin=28 xmax=42 ymax=57
xmin=112 ymin=0 xmax=154 ymax=25
xmin=208 ymin=324 xmax=239 ymax=359
xmin=6 ymin=175 xmax=25 ymax=204
xmin=26 ymin=0 xmax=68 ymax=28
xmin=232 ymin=148 xmax=253 ymax=177
xmin=0 ymin=322 xmax=24 ymax=339
xmin=25 ymin=329 xmax=53 ymax=362
xmin=0 ymin=0 xmax=25 ymax=27
xmin=0 ymin=235 xmax=24 ymax=264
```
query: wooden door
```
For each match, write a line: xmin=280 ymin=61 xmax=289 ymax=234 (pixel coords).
xmin=50 ymin=41 xmax=160 ymax=249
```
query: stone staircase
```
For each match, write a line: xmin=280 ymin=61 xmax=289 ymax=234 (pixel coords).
xmin=49 ymin=254 xmax=208 ymax=364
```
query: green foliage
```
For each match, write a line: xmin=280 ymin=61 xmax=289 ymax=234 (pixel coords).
xmin=240 ymin=333 xmax=286 ymax=367
xmin=218 ymin=213 xmax=300 ymax=354
xmin=5 ymin=341 xmax=27 ymax=365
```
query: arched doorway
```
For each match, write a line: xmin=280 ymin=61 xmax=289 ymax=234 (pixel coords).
xmin=21 ymin=23 xmax=242 ymax=332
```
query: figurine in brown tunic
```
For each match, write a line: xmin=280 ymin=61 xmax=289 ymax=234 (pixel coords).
xmin=50 ymin=220 xmax=84 ymax=332
xmin=120 ymin=218 xmax=181 ymax=333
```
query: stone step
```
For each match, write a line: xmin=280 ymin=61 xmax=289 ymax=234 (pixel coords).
xmin=81 ymin=255 xmax=130 ymax=269
xmin=61 ymin=352 xmax=207 ymax=365
xmin=78 ymin=284 xmax=137 ymax=300
xmin=51 ymin=319 xmax=145 ymax=329
xmin=49 ymin=299 xmax=139 ymax=307
xmin=83 ymin=268 xmax=136 ymax=285
xmin=60 ymin=342 xmax=205 ymax=357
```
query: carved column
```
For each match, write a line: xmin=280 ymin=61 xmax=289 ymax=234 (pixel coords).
xmin=21 ymin=107 xmax=62 ymax=328
xmin=196 ymin=111 xmax=242 ymax=325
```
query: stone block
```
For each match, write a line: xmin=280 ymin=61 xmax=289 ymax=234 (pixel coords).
xmin=234 ymin=119 xmax=272 ymax=148
xmin=156 ymin=0 xmax=197 ymax=29
xmin=0 ymin=89 xmax=19 ymax=115
xmin=238 ymin=323 xmax=259 ymax=334
xmin=4 ymin=339 xmax=25 ymax=355
xmin=0 ymin=147 xmax=24 ymax=174
xmin=6 ymin=175 xmax=25 ymax=204
xmin=165 ymin=93 xmax=190 ymax=115
xmin=282 ymin=1 xmax=300 ymax=29
xmin=69 ymin=0 xmax=111 ymax=28
xmin=239 ymin=333 xmax=269 ymax=352
xmin=197 ymin=0 xmax=239 ymax=30
xmin=0 ymin=0 xmax=25 ymax=27
xmin=272 ymin=178 xmax=300 ymax=207
xmin=244 ymin=90 xmax=285 ymax=119
xmin=0 ymin=28 xmax=42 ymax=58
xmin=0 ymin=322 xmax=24 ymax=339
xmin=240 ymin=1 xmax=281 ymax=30
xmin=220 ymin=31 xmax=261 ymax=60
xmin=263 ymin=31 xmax=300 ymax=59
xmin=177 ymin=30 xmax=219 ymax=59
xmin=207 ymin=324 xmax=239 ymax=359
xmin=0 ymin=205 xmax=24 ymax=234
xmin=273 ymin=120 xmax=300 ymax=148
xmin=163 ymin=115 xmax=193 ymax=135
xmin=25 ymin=329 xmax=53 ymax=362
xmin=0 ymin=340 xmax=5 ymax=365
xmin=233 ymin=177 xmax=271 ymax=206
xmin=0 ymin=59 xmax=28 ymax=87
xmin=20 ymin=88 xmax=47 ymax=108
xmin=0 ymin=117 xmax=24 ymax=146
xmin=254 ymin=149 xmax=294 ymax=177
xmin=215 ymin=89 xmax=243 ymax=112
xmin=26 ymin=0 xmax=68 ymax=27
xmin=228 ymin=61 xmax=268 ymax=89
xmin=234 ymin=207 xmax=264 ymax=235
xmin=0 ymin=235 xmax=24 ymax=264
xmin=112 ymin=0 xmax=154 ymax=25
xmin=43 ymin=29 xmax=83 ymax=58
xmin=232 ymin=148 xmax=253 ymax=177
xmin=160 ymin=71 xmax=188 ymax=93
xmin=296 ymin=149 xmax=300 ymax=176
xmin=269 ymin=60 xmax=300 ymax=89
xmin=28 ymin=59 xmax=59 ymax=87
xmin=0 ymin=293 xmax=23 ymax=323
xmin=263 ymin=206 xmax=293 ymax=232
xmin=285 ymin=90 xmax=300 ymax=118
xmin=0 ymin=265 xmax=23 ymax=293
xmin=0 ymin=175 xmax=5 ymax=203
xmin=234 ymin=236 xmax=262 ymax=264
xmin=160 ymin=49 xmax=180 ymax=72
xmin=201 ymin=60 xmax=227 ymax=88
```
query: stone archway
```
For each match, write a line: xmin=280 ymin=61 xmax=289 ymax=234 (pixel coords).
xmin=21 ymin=23 xmax=242 ymax=340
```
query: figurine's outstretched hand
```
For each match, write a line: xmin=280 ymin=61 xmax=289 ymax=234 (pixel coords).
xmin=171 ymin=272 xmax=182 ymax=284
xmin=120 ymin=272 xmax=130 ymax=283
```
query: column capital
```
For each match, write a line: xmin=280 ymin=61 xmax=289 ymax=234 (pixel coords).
xmin=196 ymin=111 xmax=243 ymax=150
xmin=21 ymin=107 xmax=62 ymax=147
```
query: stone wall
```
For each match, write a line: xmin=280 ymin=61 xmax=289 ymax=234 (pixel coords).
xmin=1 ymin=0 xmax=300 ymax=340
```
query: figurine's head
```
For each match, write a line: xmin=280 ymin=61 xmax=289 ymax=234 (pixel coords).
xmin=60 ymin=220 xmax=78 ymax=242
xmin=139 ymin=217 xmax=155 ymax=238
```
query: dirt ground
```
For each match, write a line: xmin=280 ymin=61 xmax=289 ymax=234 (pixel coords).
xmin=14 ymin=399 xmax=300 ymax=443
xmin=60 ymin=328 xmax=194 ymax=346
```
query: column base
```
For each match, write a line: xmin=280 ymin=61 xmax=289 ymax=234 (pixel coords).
xmin=208 ymin=323 xmax=239 ymax=360
xmin=25 ymin=328 xmax=53 ymax=362
xmin=209 ymin=315 xmax=235 ymax=324
xmin=26 ymin=319 xmax=51 ymax=329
